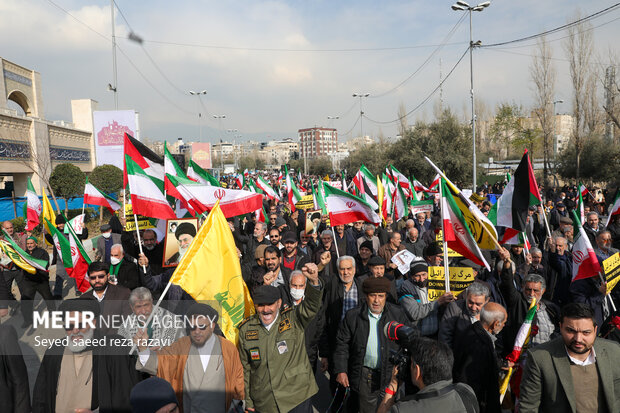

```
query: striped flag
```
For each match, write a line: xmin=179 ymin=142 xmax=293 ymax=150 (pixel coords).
xmin=125 ymin=155 xmax=176 ymax=220
xmin=256 ymin=176 xmax=279 ymax=201
xmin=187 ymin=160 xmax=220 ymax=186
xmin=0 ymin=230 xmax=48 ymax=274
xmin=605 ymin=192 xmax=620 ymax=227
xmin=285 ymin=165 xmax=302 ymax=211
xmin=387 ymin=165 xmax=413 ymax=197
xmin=577 ymin=183 xmax=586 ymax=225
xmin=323 ymin=183 xmax=380 ymax=226
xmin=123 ymin=133 xmax=164 ymax=187
xmin=579 ymin=183 xmax=589 ymax=198
xmin=24 ymin=177 xmax=41 ymax=231
xmin=84 ymin=178 xmax=121 ymax=213
xmin=571 ymin=210 xmax=601 ymax=282
xmin=46 ymin=217 xmax=91 ymax=292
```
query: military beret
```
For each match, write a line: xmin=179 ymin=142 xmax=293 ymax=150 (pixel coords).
xmin=368 ymin=255 xmax=386 ymax=267
xmin=362 ymin=277 xmax=392 ymax=294
xmin=175 ymin=222 xmax=196 ymax=240
xmin=253 ymin=285 xmax=281 ymax=305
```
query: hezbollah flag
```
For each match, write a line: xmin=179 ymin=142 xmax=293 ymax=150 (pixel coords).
xmin=169 ymin=201 xmax=254 ymax=344
xmin=41 ymin=187 xmax=56 ymax=246
xmin=0 ymin=231 xmax=49 ymax=274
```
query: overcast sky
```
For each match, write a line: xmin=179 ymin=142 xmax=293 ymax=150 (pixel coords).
xmin=1 ymin=1 xmax=618 ymax=144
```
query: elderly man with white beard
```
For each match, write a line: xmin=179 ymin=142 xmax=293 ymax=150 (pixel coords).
xmin=32 ymin=298 xmax=141 ymax=413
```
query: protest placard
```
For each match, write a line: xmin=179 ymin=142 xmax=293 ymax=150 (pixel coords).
xmin=427 ymin=266 xmax=475 ymax=301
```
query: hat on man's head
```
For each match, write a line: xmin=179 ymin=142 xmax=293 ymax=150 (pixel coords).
xmin=368 ymin=255 xmax=386 ymax=267
xmin=410 ymin=261 xmax=429 ymax=276
xmin=275 ymin=217 xmax=287 ymax=228
xmin=528 ymin=205 xmax=537 ymax=212
xmin=253 ymin=285 xmax=281 ymax=305
xmin=100 ymin=223 xmax=111 ymax=232
xmin=560 ymin=216 xmax=572 ymax=225
xmin=282 ymin=231 xmax=297 ymax=243
xmin=556 ymin=202 xmax=565 ymax=208
xmin=423 ymin=242 xmax=442 ymax=257
xmin=359 ymin=240 xmax=374 ymax=252
xmin=130 ymin=377 xmax=178 ymax=413
xmin=362 ymin=277 xmax=392 ymax=294
xmin=255 ymin=244 xmax=268 ymax=260
xmin=185 ymin=303 xmax=219 ymax=324
xmin=175 ymin=222 xmax=196 ymax=240
xmin=55 ymin=214 xmax=66 ymax=225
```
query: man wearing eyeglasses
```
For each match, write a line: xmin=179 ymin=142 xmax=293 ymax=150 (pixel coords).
xmin=135 ymin=303 xmax=244 ymax=413
xmin=32 ymin=298 xmax=141 ymax=413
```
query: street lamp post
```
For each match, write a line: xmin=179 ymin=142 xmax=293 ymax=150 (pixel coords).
xmin=451 ymin=0 xmax=490 ymax=191
xmin=189 ymin=90 xmax=207 ymax=140
xmin=552 ymin=99 xmax=563 ymax=160
xmin=213 ymin=114 xmax=226 ymax=173
xmin=352 ymin=93 xmax=370 ymax=139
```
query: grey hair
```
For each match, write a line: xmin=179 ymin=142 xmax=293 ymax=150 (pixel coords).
xmin=389 ymin=231 xmax=401 ymax=240
xmin=586 ymin=211 xmax=599 ymax=219
xmin=337 ymin=255 xmax=356 ymax=269
xmin=111 ymin=243 xmax=123 ymax=253
xmin=321 ymin=230 xmax=333 ymax=237
xmin=466 ymin=282 xmax=490 ymax=299
xmin=523 ymin=273 xmax=546 ymax=290
xmin=290 ymin=270 xmax=305 ymax=282
xmin=480 ymin=304 xmax=506 ymax=326
xmin=554 ymin=236 xmax=567 ymax=245
xmin=530 ymin=247 xmax=542 ymax=256
xmin=364 ymin=224 xmax=375 ymax=232
xmin=406 ymin=219 xmax=415 ymax=226
xmin=129 ymin=287 xmax=153 ymax=306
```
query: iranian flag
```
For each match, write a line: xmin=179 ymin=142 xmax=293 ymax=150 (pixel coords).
xmin=441 ymin=179 xmax=490 ymax=270
xmin=506 ymin=298 xmax=537 ymax=363
xmin=429 ymin=174 xmax=440 ymax=192
xmin=605 ymin=192 xmax=620 ymax=227
xmin=579 ymin=183 xmax=589 ymax=198
xmin=411 ymin=174 xmax=431 ymax=193
xmin=312 ymin=181 xmax=327 ymax=215
xmin=84 ymin=178 xmax=121 ymax=213
xmin=234 ymin=174 xmax=244 ymax=189
xmin=255 ymin=206 xmax=269 ymax=224
xmin=393 ymin=182 xmax=409 ymax=221
xmin=187 ymin=160 xmax=220 ymax=186
xmin=387 ymin=165 xmax=413 ymax=198
xmin=496 ymin=150 xmax=542 ymax=233
xmin=285 ymin=165 xmax=302 ymax=211
xmin=123 ymin=133 xmax=164 ymax=187
xmin=577 ymin=184 xmax=586 ymax=225
xmin=46 ymin=217 xmax=91 ymax=293
xmin=352 ymin=165 xmax=379 ymax=210
xmin=323 ymin=182 xmax=381 ymax=226
xmin=126 ymin=155 xmax=176 ymax=220
xmin=571 ymin=210 xmax=601 ymax=282
xmin=341 ymin=171 xmax=348 ymax=193
xmin=24 ymin=177 xmax=41 ymax=231
xmin=256 ymin=176 xmax=279 ymax=201
xmin=167 ymin=174 xmax=263 ymax=218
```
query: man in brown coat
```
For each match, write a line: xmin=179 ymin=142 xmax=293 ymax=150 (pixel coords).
xmin=135 ymin=303 xmax=244 ymax=413
xmin=378 ymin=231 xmax=405 ymax=280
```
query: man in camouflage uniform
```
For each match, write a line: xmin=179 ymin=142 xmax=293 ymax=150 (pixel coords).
xmin=238 ymin=262 xmax=322 ymax=412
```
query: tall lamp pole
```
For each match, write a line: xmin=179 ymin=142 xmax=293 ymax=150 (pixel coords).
xmin=552 ymin=99 xmax=563 ymax=161
xmin=451 ymin=1 xmax=490 ymax=191
xmin=213 ymin=115 xmax=226 ymax=172
xmin=352 ymin=93 xmax=370 ymax=139
xmin=189 ymin=90 xmax=207 ymax=140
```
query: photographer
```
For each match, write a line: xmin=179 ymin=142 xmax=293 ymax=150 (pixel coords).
xmin=378 ymin=338 xmax=479 ymax=413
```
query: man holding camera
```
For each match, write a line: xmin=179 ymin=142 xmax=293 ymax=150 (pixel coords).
xmin=333 ymin=277 xmax=414 ymax=413
xmin=377 ymin=338 xmax=479 ymax=413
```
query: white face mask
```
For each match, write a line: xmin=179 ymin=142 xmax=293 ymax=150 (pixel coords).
xmin=102 ymin=232 xmax=111 ymax=239
xmin=110 ymin=256 xmax=121 ymax=265
xmin=290 ymin=288 xmax=305 ymax=301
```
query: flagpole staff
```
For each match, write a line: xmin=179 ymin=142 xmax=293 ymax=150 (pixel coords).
xmin=439 ymin=179 xmax=450 ymax=292
xmin=330 ymin=224 xmax=340 ymax=259
xmin=425 ymin=156 xmax=502 ymax=250
xmin=599 ymin=272 xmax=617 ymax=312
xmin=133 ymin=213 xmax=147 ymax=273
xmin=128 ymin=279 xmax=174 ymax=355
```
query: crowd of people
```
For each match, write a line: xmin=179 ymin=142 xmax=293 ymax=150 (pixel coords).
xmin=0 ymin=172 xmax=619 ymax=413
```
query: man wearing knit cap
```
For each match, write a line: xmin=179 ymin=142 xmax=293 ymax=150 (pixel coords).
xmin=354 ymin=240 xmax=374 ymax=278
xmin=135 ymin=303 xmax=244 ymax=413
xmin=334 ymin=277 xmax=416 ymax=413
xmin=130 ymin=377 xmax=178 ymax=413
xmin=398 ymin=260 xmax=454 ymax=337
xmin=238 ymin=262 xmax=322 ymax=413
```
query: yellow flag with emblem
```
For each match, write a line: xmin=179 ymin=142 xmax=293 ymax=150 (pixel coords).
xmin=169 ymin=201 xmax=255 ymax=344
xmin=41 ymin=187 xmax=56 ymax=246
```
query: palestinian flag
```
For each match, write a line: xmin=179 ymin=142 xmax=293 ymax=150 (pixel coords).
xmin=579 ymin=183 xmax=589 ymax=198
xmin=187 ymin=160 xmax=220 ymax=186
xmin=605 ymin=191 xmax=620 ymax=227
xmin=571 ymin=210 xmax=601 ymax=282
xmin=24 ymin=177 xmax=41 ymax=231
xmin=126 ymin=155 xmax=176 ymax=220
xmin=285 ymin=165 xmax=302 ymax=212
xmin=496 ymin=150 xmax=542 ymax=233
xmin=323 ymin=183 xmax=380 ymax=226
xmin=501 ymin=231 xmax=531 ymax=252
xmin=441 ymin=179 xmax=490 ymax=270
xmin=256 ymin=176 xmax=279 ymax=201
xmin=0 ymin=230 xmax=48 ymax=274
xmin=352 ymin=165 xmax=379 ymax=210
xmin=84 ymin=178 xmax=121 ymax=213
xmin=123 ymin=133 xmax=164 ymax=187
xmin=46 ymin=218 xmax=90 ymax=293
xmin=168 ymin=174 xmax=263 ymax=218
xmin=164 ymin=144 xmax=196 ymax=216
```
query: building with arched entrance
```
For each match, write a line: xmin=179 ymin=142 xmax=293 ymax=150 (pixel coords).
xmin=0 ymin=57 xmax=97 ymax=198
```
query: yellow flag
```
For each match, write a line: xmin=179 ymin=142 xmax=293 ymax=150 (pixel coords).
xmin=169 ymin=201 xmax=255 ymax=344
xmin=0 ymin=240 xmax=36 ymax=274
xmin=41 ymin=187 xmax=56 ymax=246
xmin=377 ymin=175 xmax=385 ymax=223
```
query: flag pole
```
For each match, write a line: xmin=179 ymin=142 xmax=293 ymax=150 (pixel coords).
xmin=439 ymin=179 xmax=450 ymax=293
xmin=133 ymin=213 xmax=147 ymax=273
xmin=128 ymin=279 xmax=174 ymax=355
xmin=331 ymin=224 xmax=340 ymax=259
xmin=425 ymin=156 xmax=502 ymax=250
xmin=599 ymin=272 xmax=617 ymax=312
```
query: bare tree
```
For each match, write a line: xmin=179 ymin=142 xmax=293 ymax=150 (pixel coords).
xmin=21 ymin=147 xmax=61 ymax=212
xmin=530 ymin=34 xmax=556 ymax=188
xmin=564 ymin=11 xmax=594 ymax=180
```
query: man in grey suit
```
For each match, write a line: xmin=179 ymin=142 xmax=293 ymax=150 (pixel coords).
xmin=520 ymin=303 xmax=620 ymax=412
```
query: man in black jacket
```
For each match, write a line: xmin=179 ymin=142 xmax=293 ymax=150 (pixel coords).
xmin=453 ymin=302 xmax=507 ymax=413
xmin=21 ymin=236 xmax=55 ymax=328
xmin=0 ymin=324 xmax=30 ymax=413
xmin=334 ymin=277 xmax=415 ymax=413
xmin=109 ymin=244 xmax=140 ymax=290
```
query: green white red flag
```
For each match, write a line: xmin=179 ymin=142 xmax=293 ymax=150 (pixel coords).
xmin=45 ymin=217 xmax=91 ymax=293
xmin=125 ymin=155 xmax=176 ymax=220
xmin=256 ymin=176 xmax=279 ymax=201
xmin=83 ymin=177 xmax=121 ymax=213
xmin=605 ymin=192 xmax=620 ymax=227
xmin=123 ymin=133 xmax=164 ymax=188
xmin=24 ymin=177 xmax=41 ymax=231
xmin=571 ymin=210 xmax=601 ymax=282
xmin=323 ymin=182 xmax=381 ymax=226
xmin=506 ymin=298 xmax=537 ymax=363
xmin=187 ymin=160 xmax=220 ymax=186
xmin=285 ymin=165 xmax=302 ymax=211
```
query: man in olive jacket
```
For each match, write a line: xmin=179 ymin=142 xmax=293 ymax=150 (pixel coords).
xmin=238 ymin=262 xmax=322 ymax=413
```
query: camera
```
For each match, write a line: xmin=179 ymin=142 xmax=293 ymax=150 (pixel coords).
xmin=384 ymin=321 xmax=418 ymax=381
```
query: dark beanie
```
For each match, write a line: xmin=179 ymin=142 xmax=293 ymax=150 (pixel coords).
xmin=359 ymin=240 xmax=374 ymax=252
xmin=55 ymin=214 xmax=66 ymax=225
xmin=362 ymin=277 xmax=392 ymax=294
xmin=130 ymin=377 xmax=178 ymax=413
xmin=410 ymin=261 xmax=429 ymax=276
